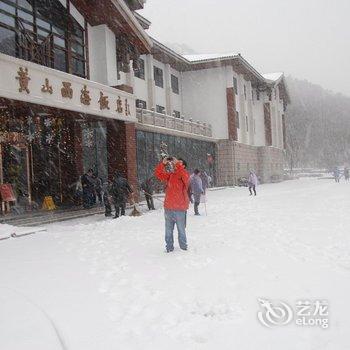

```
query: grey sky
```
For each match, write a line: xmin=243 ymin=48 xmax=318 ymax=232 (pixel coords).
xmin=140 ymin=0 xmax=350 ymax=96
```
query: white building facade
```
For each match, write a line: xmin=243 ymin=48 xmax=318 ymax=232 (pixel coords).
xmin=0 ymin=0 xmax=289 ymax=214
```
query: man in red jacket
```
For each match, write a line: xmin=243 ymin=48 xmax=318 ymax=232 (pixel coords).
xmin=155 ymin=157 xmax=190 ymax=252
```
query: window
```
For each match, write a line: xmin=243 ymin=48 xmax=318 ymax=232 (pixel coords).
xmin=256 ymin=90 xmax=260 ymax=101
xmin=233 ymin=77 xmax=238 ymax=95
xmin=171 ymin=74 xmax=179 ymax=94
xmin=154 ymin=66 xmax=163 ymax=88
xmin=134 ymin=58 xmax=145 ymax=79
xmin=156 ymin=105 xmax=165 ymax=114
xmin=244 ymin=85 xmax=247 ymax=100
xmin=173 ymin=110 xmax=181 ymax=118
xmin=236 ymin=111 xmax=240 ymax=129
xmin=136 ymin=99 xmax=147 ymax=109
xmin=251 ymin=89 xmax=254 ymax=100
xmin=0 ymin=0 xmax=86 ymax=77
xmin=246 ymin=116 xmax=249 ymax=132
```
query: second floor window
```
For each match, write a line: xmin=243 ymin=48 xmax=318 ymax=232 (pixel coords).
xmin=236 ymin=111 xmax=240 ymax=129
xmin=244 ymin=85 xmax=247 ymax=100
xmin=256 ymin=90 xmax=260 ymax=100
xmin=156 ymin=105 xmax=165 ymax=114
xmin=246 ymin=116 xmax=249 ymax=132
xmin=136 ymin=99 xmax=147 ymax=109
xmin=154 ymin=66 xmax=163 ymax=88
xmin=171 ymin=74 xmax=179 ymax=94
xmin=233 ymin=77 xmax=238 ymax=95
xmin=134 ymin=58 xmax=145 ymax=79
xmin=0 ymin=0 xmax=86 ymax=77
xmin=173 ymin=110 xmax=180 ymax=118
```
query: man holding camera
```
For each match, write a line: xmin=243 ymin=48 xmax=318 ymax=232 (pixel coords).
xmin=155 ymin=157 xmax=190 ymax=252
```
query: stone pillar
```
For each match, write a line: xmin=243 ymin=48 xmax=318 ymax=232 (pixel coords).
xmin=164 ymin=64 xmax=173 ymax=115
xmin=107 ymin=120 xmax=139 ymax=201
xmin=226 ymin=87 xmax=238 ymax=141
xmin=146 ymin=54 xmax=155 ymax=109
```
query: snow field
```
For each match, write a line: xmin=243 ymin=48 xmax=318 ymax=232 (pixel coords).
xmin=1 ymin=178 xmax=350 ymax=349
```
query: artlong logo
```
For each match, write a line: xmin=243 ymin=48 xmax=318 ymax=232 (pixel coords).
xmin=257 ymin=298 xmax=293 ymax=328
xmin=257 ymin=298 xmax=329 ymax=329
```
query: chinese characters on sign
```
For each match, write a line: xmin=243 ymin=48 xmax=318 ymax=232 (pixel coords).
xmin=14 ymin=66 xmax=133 ymax=117
xmin=41 ymin=78 xmax=53 ymax=94
xmin=80 ymin=85 xmax=91 ymax=106
xmin=16 ymin=67 xmax=30 ymax=94
xmin=98 ymin=92 xmax=110 ymax=110
xmin=61 ymin=82 xmax=73 ymax=99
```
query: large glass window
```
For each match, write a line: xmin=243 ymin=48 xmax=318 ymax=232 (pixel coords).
xmin=134 ymin=58 xmax=145 ymax=79
xmin=0 ymin=0 xmax=87 ymax=77
xmin=171 ymin=74 xmax=179 ymax=94
xmin=154 ymin=66 xmax=163 ymax=88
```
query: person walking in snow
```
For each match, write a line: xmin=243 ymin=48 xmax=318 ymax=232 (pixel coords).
xmin=112 ymin=171 xmax=133 ymax=218
xmin=189 ymin=169 xmax=204 ymax=215
xmin=155 ymin=157 xmax=190 ymax=253
xmin=344 ymin=167 xmax=349 ymax=182
xmin=248 ymin=170 xmax=258 ymax=196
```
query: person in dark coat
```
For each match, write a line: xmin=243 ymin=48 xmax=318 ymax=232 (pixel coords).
xmin=92 ymin=174 xmax=103 ymax=205
xmin=103 ymin=180 xmax=113 ymax=217
xmin=344 ymin=167 xmax=349 ymax=181
xmin=81 ymin=169 xmax=95 ymax=209
xmin=141 ymin=177 xmax=155 ymax=210
xmin=112 ymin=171 xmax=133 ymax=218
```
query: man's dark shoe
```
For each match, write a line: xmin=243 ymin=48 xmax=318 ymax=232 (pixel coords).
xmin=166 ymin=247 xmax=174 ymax=253
xmin=180 ymin=247 xmax=187 ymax=251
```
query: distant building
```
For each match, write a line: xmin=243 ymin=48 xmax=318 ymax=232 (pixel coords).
xmin=0 ymin=0 xmax=289 ymax=213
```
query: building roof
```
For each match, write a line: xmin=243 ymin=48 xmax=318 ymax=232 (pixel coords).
xmin=182 ymin=53 xmax=240 ymax=62
xmin=262 ymin=72 xmax=284 ymax=83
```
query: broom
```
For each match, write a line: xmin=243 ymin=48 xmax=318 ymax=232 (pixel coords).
xmin=129 ymin=193 xmax=142 ymax=217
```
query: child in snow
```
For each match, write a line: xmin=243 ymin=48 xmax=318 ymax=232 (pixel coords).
xmin=248 ymin=170 xmax=258 ymax=196
xmin=189 ymin=169 xmax=204 ymax=215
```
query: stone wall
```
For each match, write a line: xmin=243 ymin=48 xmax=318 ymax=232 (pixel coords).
xmin=216 ymin=140 xmax=285 ymax=186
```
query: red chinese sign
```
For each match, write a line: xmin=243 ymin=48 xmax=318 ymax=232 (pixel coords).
xmin=0 ymin=184 xmax=16 ymax=202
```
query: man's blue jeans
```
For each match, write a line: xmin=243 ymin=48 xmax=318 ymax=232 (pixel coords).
xmin=164 ymin=209 xmax=187 ymax=250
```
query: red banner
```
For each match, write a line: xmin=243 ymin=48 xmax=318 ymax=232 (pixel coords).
xmin=0 ymin=184 xmax=16 ymax=202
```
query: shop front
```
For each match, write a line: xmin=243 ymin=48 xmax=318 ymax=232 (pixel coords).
xmin=0 ymin=52 xmax=138 ymax=215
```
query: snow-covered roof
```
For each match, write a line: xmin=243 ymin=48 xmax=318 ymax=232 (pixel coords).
xmin=263 ymin=72 xmax=284 ymax=82
xmin=182 ymin=53 xmax=239 ymax=62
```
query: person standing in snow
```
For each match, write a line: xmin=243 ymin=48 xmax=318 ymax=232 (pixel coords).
xmin=112 ymin=171 xmax=133 ymax=218
xmin=333 ymin=167 xmax=341 ymax=183
xmin=103 ymin=180 xmax=113 ymax=217
xmin=141 ymin=177 xmax=155 ymax=210
xmin=344 ymin=167 xmax=349 ymax=181
xmin=189 ymin=169 xmax=204 ymax=215
xmin=248 ymin=170 xmax=258 ymax=196
xmin=155 ymin=157 xmax=190 ymax=252
xmin=81 ymin=169 xmax=95 ymax=208
xmin=200 ymin=171 xmax=210 ymax=194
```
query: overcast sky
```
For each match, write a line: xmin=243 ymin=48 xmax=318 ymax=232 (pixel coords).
xmin=140 ymin=0 xmax=350 ymax=96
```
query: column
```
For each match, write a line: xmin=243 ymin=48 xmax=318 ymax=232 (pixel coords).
xmin=164 ymin=64 xmax=173 ymax=115
xmin=145 ymin=54 xmax=155 ymax=109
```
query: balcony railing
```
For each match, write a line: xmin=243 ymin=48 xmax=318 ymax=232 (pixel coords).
xmin=136 ymin=108 xmax=213 ymax=138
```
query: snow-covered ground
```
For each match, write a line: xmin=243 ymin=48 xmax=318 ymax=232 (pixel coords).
xmin=1 ymin=178 xmax=350 ymax=350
